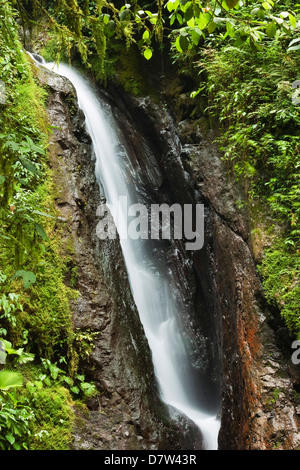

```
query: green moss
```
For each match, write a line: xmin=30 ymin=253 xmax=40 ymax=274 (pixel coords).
xmin=0 ymin=5 xmax=88 ymax=451
xmin=14 ymin=69 xmax=49 ymax=138
xmin=39 ymin=32 xmax=69 ymax=63
xmin=27 ymin=385 xmax=75 ymax=450
xmin=259 ymin=243 xmax=300 ymax=338
xmin=111 ymin=45 xmax=160 ymax=100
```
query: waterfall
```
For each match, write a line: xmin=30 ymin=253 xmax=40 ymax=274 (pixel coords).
xmin=41 ymin=60 xmax=220 ymax=450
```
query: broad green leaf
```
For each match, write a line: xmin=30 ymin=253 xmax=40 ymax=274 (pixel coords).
xmin=191 ymin=29 xmax=201 ymax=45
xmin=35 ymin=222 xmax=49 ymax=241
xmin=5 ymin=432 xmax=15 ymax=445
xmin=102 ymin=14 xmax=110 ymax=24
xmin=0 ymin=175 xmax=5 ymax=184
xmin=167 ymin=1 xmax=175 ymax=12
xmin=142 ymin=30 xmax=150 ymax=40
xmin=0 ymin=370 xmax=23 ymax=390
xmin=213 ymin=17 xmax=226 ymax=24
xmin=279 ymin=11 xmax=289 ymax=18
xmin=225 ymin=0 xmax=239 ymax=8
xmin=288 ymin=44 xmax=300 ymax=51
xmin=176 ymin=13 xmax=183 ymax=24
xmin=1 ymin=339 xmax=16 ymax=355
xmin=144 ymin=48 xmax=153 ymax=60
xmin=289 ymin=13 xmax=297 ymax=28
xmin=167 ymin=0 xmax=179 ymax=12
xmin=234 ymin=35 xmax=248 ymax=47
xmin=19 ymin=156 xmax=39 ymax=174
xmin=198 ymin=12 xmax=209 ymax=30
xmin=184 ymin=5 xmax=194 ymax=21
xmin=12 ymin=270 xmax=36 ymax=289
xmin=262 ymin=1 xmax=272 ymax=10
xmin=64 ymin=376 xmax=73 ymax=386
xmin=226 ymin=21 xmax=235 ymax=38
xmin=273 ymin=16 xmax=284 ymax=24
xmin=119 ymin=9 xmax=130 ymax=21
xmin=187 ymin=17 xmax=195 ymax=27
xmin=288 ymin=37 xmax=300 ymax=48
xmin=266 ymin=22 xmax=277 ymax=38
xmin=175 ymin=35 xmax=183 ymax=52
xmin=179 ymin=34 xmax=189 ymax=51
xmin=208 ymin=21 xmax=217 ymax=33
xmin=180 ymin=0 xmax=191 ymax=13
xmin=180 ymin=27 xmax=189 ymax=37
xmin=222 ymin=0 xmax=230 ymax=11
xmin=105 ymin=20 xmax=116 ymax=37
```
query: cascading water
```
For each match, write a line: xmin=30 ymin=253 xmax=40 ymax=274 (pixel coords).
xmin=36 ymin=57 xmax=220 ymax=450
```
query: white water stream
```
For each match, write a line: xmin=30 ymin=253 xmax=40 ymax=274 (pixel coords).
xmin=39 ymin=58 xmax=220 ymax=449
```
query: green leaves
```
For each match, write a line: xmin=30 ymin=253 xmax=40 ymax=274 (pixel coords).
xmin=287 ymin=37 xmax=300 ymax=52
xmin=40 ymin=359 xmax=97 ymax=398
xmin=176 ymin=32 xmax=189 ymax=52
xmin=0 ymin=292 xmax=23 ymax=328
xmin=289 ymin=13 xmax=297 ymax=29
xmin=34 ymin=222 xmax=49 ymax=241
xmin=144 ymin=48 xmax=153 ymax=60
xmin=197 ymin=12 xmax=210 ymax=30
xmin=5 ymin=432 xmax=15 ymax=446
xmin=266 ymin=22 xmax=277 ymax=38
xmin=0 ymin=370 xmax=23 ymax=391
xmin=18 ymin=156 xmax=39 ymax=175
xmin=0 ymin=339 xmax=35 ymax=365
xmin=12 ymin=270 xmax=36 ymax=289
xmin=119 ymin=8 xmax=131 ymax=22
xmin=0 ymin=380 xmax=34 ymax=450
xmin=165 ymin=0 xmax=299 ymax=57
xmin=225 ymin=0 xmax=239 ymax=8
xmin=69 ymin=374 xmax=97 ymax=398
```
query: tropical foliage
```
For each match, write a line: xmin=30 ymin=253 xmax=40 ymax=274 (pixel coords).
xmin=0 ymin=1 xmax=97 ymax=450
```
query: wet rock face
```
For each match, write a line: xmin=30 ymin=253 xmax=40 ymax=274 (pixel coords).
xmin=181 ymin=134 xmax=300 ymax=450
xmin=102 ymin=83 xmax=300 ymax=450
xmin=169 ymin=103 xmax=300 ymax=449
xmin=105 ymin=91 xmax=222 ymax=414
